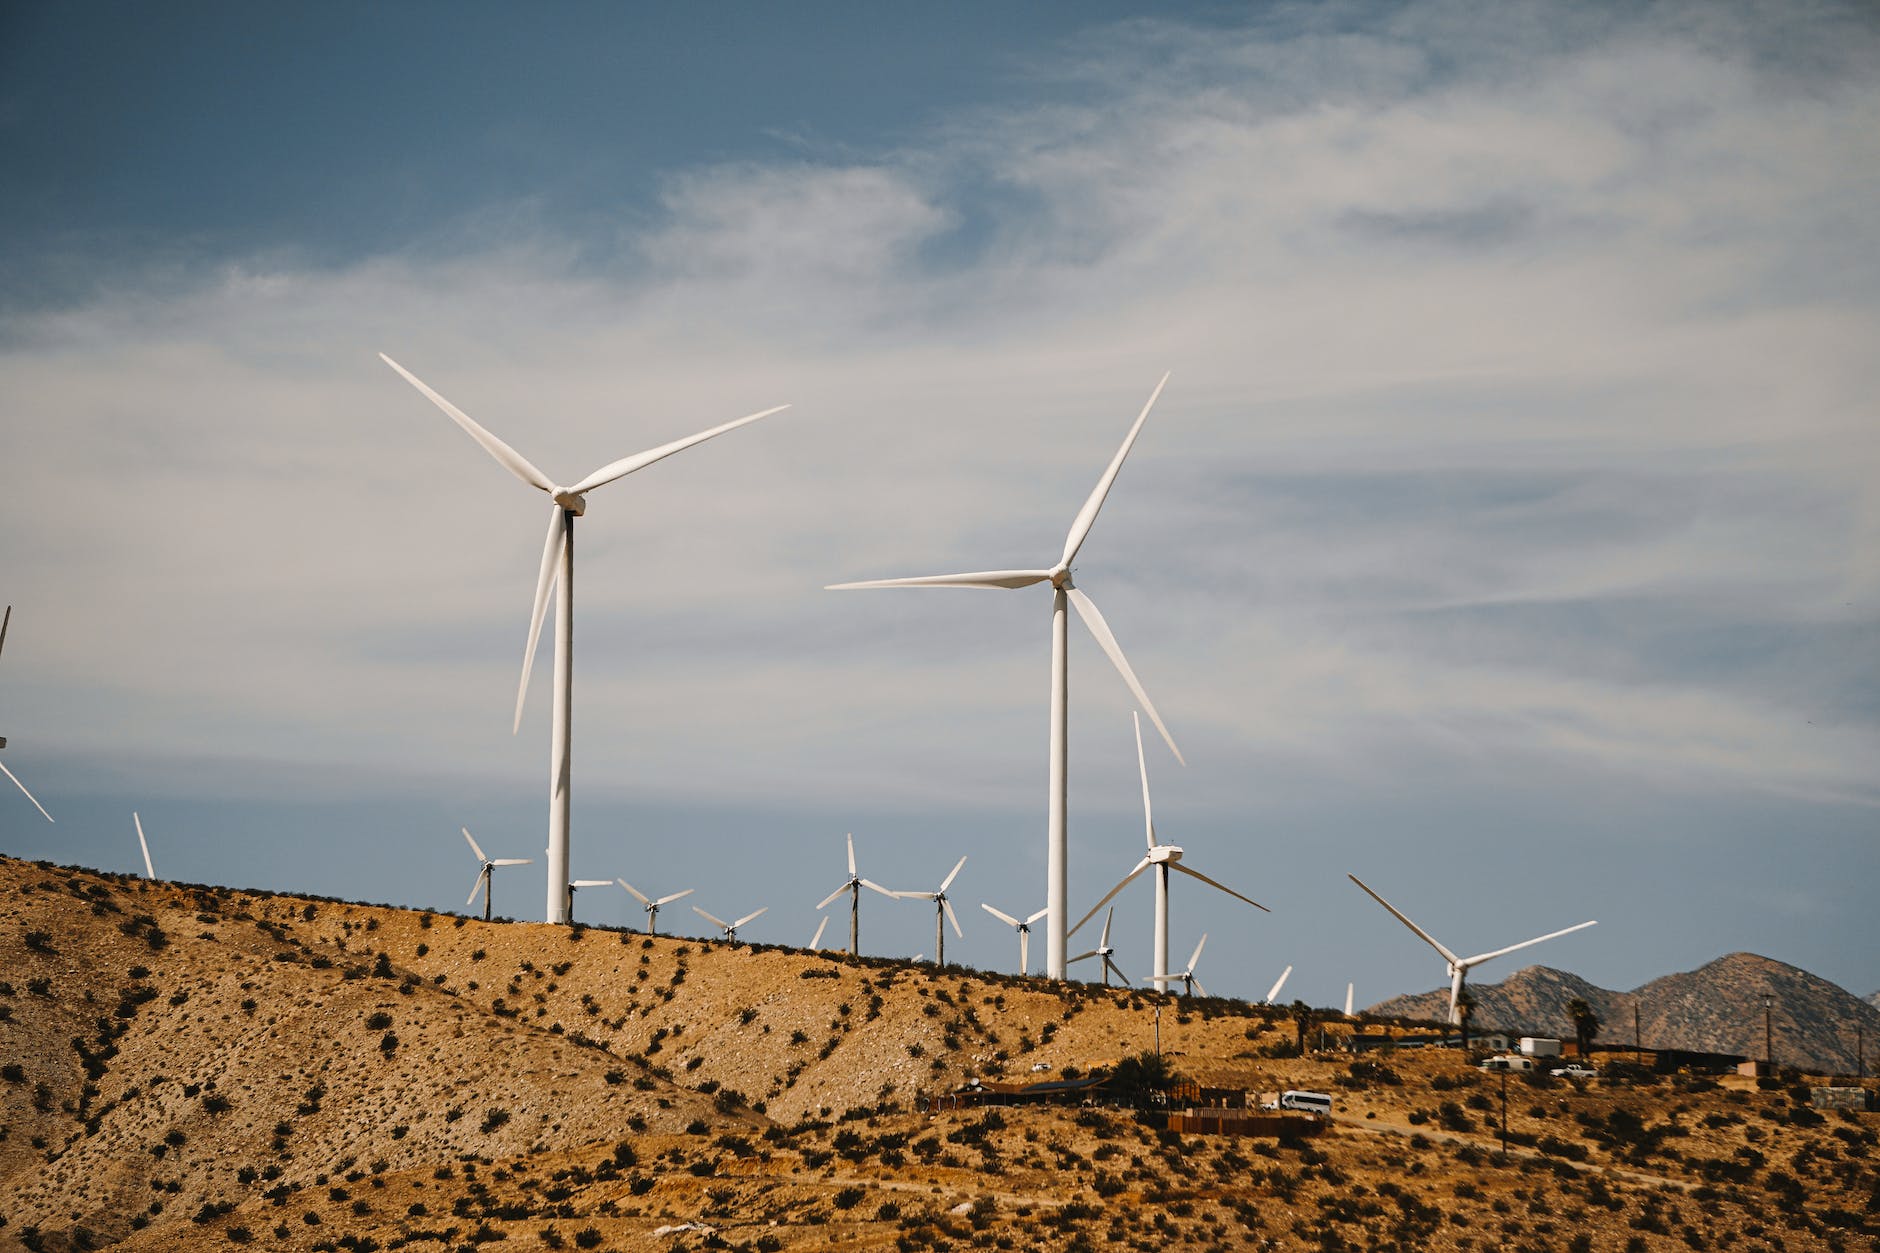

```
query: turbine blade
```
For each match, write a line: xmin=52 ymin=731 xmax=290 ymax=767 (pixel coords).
xmin=1068 ymin=859 xmax=1151 ymax=938
xmin=380 ymin=354 xmax=553 ymax=492
xmin=1134 ymin=710 xmax=1155 ymax=848
xmin=810 ymin=915 xmax=829 ymax=950
xmin=1462 ymin=920 xmax=1598 ymax=968
xmin=1187 ymin=933 xmax=1208 ymax=972
xmin=492 ymin=858 xmax=531 ymax=866
xmin=1099 ymin=906 xmax=1114 ymax=949
xmin=898 ymin=891 xmax=936 ymax=901
xmin=826 ymin=569 xmax=1055 ymax=591
xmin=860 ymin=878 xmax=897 ymax=898
xmin=0 ymin=604 xmax=8 ymax=659
xmin=1060 ymin=371 xmax=1170 ymax=568
xmin=514 ymin=504 xmax=566 ymax=733
xmin=1105 ymin=955 xmax=1132 ymax=986
xmin=468 ymin=867 xmax=488 ymax=907
xmin=617 ymin=879 xmax=652 ymax=906
xmin=1066 ymin=586 xmax=1182 ymax=765
xmin=654 ymin=888 xmax=694 ymax=906
xmin=846 ymin=831 xmax=856 ymax=877
xmin=1068 ymin=950 xmax=1098 ymax=965
xmin=572 ymin=879 xmax=612 ymax=888
xmin=1347 ymin=874 xmax=1460 ymax=965
xmin=817 ymin=883 xmax=850 ymax=911
xmin=981 ymin=903 xmax=1020 ymax=928
xmin=462 ymin=826 xmax=488 ymax=864
xmin=692 ymin=906 xmax=729 ymax=930
xmin=943 ymin=898 xmax=962 ymax=938
xmin=0 ymin=759 xmax=53 ymax=822
xmin=734 ymin=906 xmax=768 ymax=930
xmin=1169 ymin=861 xmax=1269 ymax=911
xmin=1025 ymin=907 xmax=1050 ymax=925
xmin=939 ymin=855 xmax=967 ymax=893
xmin=1191 ymin=977 xmax=1208 ymax=998
xmin=1265 ymin=965 xmax=1293 ymax=1004
xmin=134 ymin=812 xmax=154 ymax=879
xmin=1345 ymin=982 xmax=1355 ymax=1017
xmin=568 ymin=405 xmax=789 ymax=495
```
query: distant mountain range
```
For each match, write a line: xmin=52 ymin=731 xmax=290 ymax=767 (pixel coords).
xmin=1368 ymin=953 xmax=1880 ymax=1076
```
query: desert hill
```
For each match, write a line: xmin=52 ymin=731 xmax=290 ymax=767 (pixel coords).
xmin=1369 ymin=956 xmax=1880 ymax=1075
xmin=3 ymin=854 xmax=1876 ymax=1253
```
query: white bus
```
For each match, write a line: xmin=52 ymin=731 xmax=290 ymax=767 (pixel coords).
xmin=1279 ymin=1090 xmax=1333 ymax=1115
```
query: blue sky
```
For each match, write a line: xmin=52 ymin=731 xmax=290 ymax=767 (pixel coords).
xmin=1 ymin=1 xmax=1876 ymax=1010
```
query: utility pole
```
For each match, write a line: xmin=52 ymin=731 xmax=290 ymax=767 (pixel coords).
xmin=1763 ymin=993 xmax=1775 ymax=1074
xmin=1153 ymin=1005 xmax=1161 ymax=1058
xmin=1499 ymin=1069 xmax=1509 ymax=1162
xmin=1633 ymin=1003 xmax=1642 ymax=1062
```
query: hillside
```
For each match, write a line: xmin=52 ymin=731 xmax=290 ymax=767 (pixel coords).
xmin=1370 ymin=957 xmax=1880 ymax=1075
xmin=3 ymin=855 xmax=1876 ymax=1253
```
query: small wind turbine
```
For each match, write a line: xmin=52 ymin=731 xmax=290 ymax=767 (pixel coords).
xmin=1347 ymin=873 xmax=1597 ymax=1025
xmin=1071 ymin=712 xmax=1266 ymax=986
xmin=981 ymin=903 xmax=1049 ymax=976
xmin=893 ymin=855 xmax=966 ymax=968
xmin=693 ymin=904 xmax=767 ymax=945
xmin=618 ymin=880 xmax=693 ymax=936
xmin=1262 ymin=965 xmax=1294 ymax=1005
xmin=382 ymin=355 xmax=787 ymax=924
xmin=815 ymin=832 xmax=895 ymax=955
xmin=1069 ymin=907 xmax=1130 ymax=987
xmin=1146 ymin=933 xmax=1209 ymax=998
xmin=565 ymin=878 xmax=613 ymax=922
xmin=462 ymin=828 xmax=532 ymax=921
xmin=809 ymin=915 xmax=830 ymax=950
xmin=829 ymin=375 xmax=1180 ymax=979
xmin=0 ymin=606 xmax=53 ymax=823
xmin=133 ymin=812 xmax=155 ymax=879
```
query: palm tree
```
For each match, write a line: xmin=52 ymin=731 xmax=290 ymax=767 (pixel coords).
xmin=1568 ymin=997 xmax=1600 ymax=1059
xmin=1291 ymin=999 xmax=1316 ymax=1055
xmin=1455 ymin=987 xmax=1477 ymax=1053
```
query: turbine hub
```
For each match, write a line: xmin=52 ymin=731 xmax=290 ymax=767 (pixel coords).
xmin=1049 ymin=564 xmax=1073 ymax=589
xmin=552 ymin=489 xmax=588 ymax=515
xmin=1148 ymin=844 xmax=1183 ymax=864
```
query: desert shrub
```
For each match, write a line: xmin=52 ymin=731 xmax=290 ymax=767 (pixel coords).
xmin=365 ymin=1012 xmax=392 ymax=1031
xmin=833 ymin=1186 xmax=865 ymax=1210
xmin=479 ymin=1108 xmax=510 ymax=1134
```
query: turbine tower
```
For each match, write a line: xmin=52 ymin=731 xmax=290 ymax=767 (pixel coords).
xmin=1070 ymin=712 xmax=1265 ymax=986
xmin=829 ymin=375 xmax=1179 ymax=978
xmin=893 ymin=856 xmax=967 ymax=968
xmin=381 ymin=354 xmax=787 ymax=923
xmin=133 ymin=812 xmax=155 ymax=880
xmin=461 ymin=827 xmax=532 ymax=922
xmin=1347 ymin=873 xmax=1597 ymax=1024
xmin=1068 ymin=907 xmax=1129 ymax=987
xmin=815 ymin=832 xmax=894 ymax=955
xmin=693 ymin=904 xmax=767 ymax=945
xmin=618 ymin=880 xmax=693 ymax=936
xmin=0 ymin=606 xmax=54 ymax=823
xmin=981 ymin=902 xmax=1049 ymax=975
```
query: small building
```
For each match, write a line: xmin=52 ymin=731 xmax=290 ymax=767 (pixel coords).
xmin=1812 ymin=1086 xmax=1874 ymax=1111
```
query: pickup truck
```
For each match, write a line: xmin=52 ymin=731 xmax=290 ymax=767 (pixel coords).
xmin=1550 ymin=1064 xmax=1597 ymax=1079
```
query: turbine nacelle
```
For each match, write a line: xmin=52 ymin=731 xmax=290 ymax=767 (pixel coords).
xmin=1146 ymin=843 xmax=1184 ymax=865
xmin=551 ymin=489 xmax=588 ymax=515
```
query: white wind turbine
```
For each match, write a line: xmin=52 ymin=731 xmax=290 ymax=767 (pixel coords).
xmin=892 ymin=855 xmax=967 ymax=968
xmin=693 ymin=904 xmax=767 ymax=945
xmin=1262 ymin=965 xmax=1294 ymax=1005
xmin=829 ymin=375 xmax=1180 ymax=978
xmin=564 ymin=878 xmax=614 ymax=922
xmin=1068 ymin=907 xmax=1130 ymax=987
xmin=1347 ymin=873 xmax=1597 ymax=1025
xmin=980 ymin=903 xmax=1049 ymax=976
xmin=0 ymin=606 xmax=54 ymax=823
xmin=1146 ymin=933 xmax=1210 ymax=998
xmin=461 ymin=827 xmax=532 ymax=921
xmin=133 ymin=812 xmax=155 ymax=879
xmin=1070 ymin=712 xmax=1266 ymax=987
xmin=815 ymin=832 xmax=895 ymax=955
xmin=618 ymin=880 xmax=693 ymax=936
xmin=381 ymin=354 xmax=787 ymax=924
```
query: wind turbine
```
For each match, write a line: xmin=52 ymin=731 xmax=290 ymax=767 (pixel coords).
xmin=1070 ymin=712 xmax=1266 ymax=986
xmin=1145 ymin=933 xmax=1209 ymax=998
xmin=618 ymin=880 xmax=693 ymax=936
xmin=461 ymin=827 xmax=532 ymax=921
xmin=893 ymin=855 xmax=966 ymax=968
xmin=565 ymin=878 xmax=613 ymax=922
xmin=808 ymin=915 xmax=830 ymax=951
xmin=0 ymin=606 xmax=53 ymax=823
xmin=381 ymin=354 xmax=787 ymax=923
xmin=815 ymin=832 xmax=894 ymax=955
xmin=829 ymin=375 xmax=1179 ymax=978
xmin=981 ymin=903 xmax=1049 ymax=976
xmin=1347 ymin=873 xmax=1597 ymax=1025
xmin=133 ymin=812 xmax=155 ymax=879
xmin=1069 ymin=907 xmax=1129 ymax=987
xmin=1263 ymin=964 xmax=1293 ymax=1005
xmin=693 ymin=904 xmax=767 ymax=945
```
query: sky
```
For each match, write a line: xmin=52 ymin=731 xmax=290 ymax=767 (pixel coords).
xmin=1 ymin=0 xmax=1876 ymax=1013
